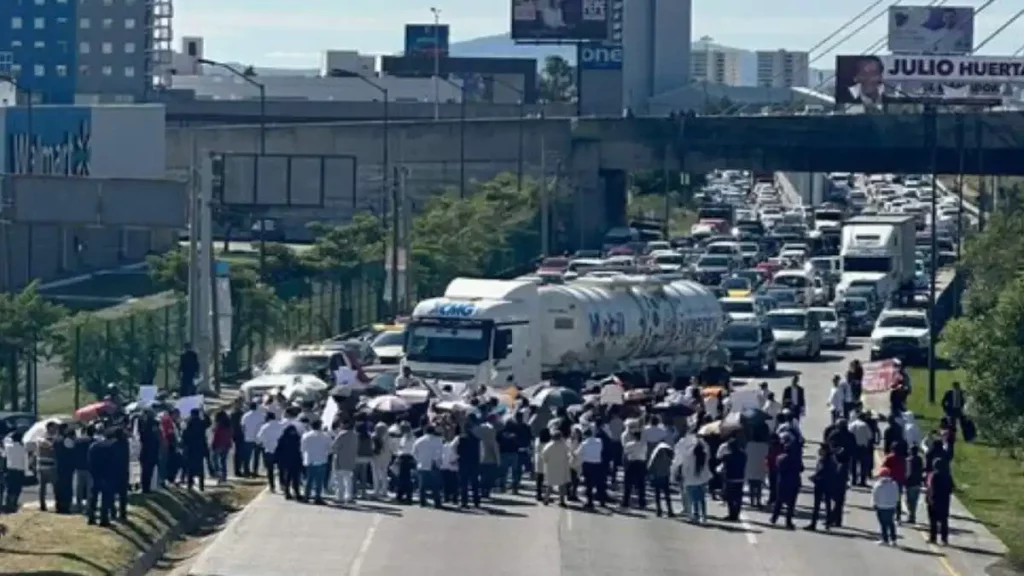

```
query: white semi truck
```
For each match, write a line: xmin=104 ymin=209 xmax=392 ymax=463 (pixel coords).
xmin=404 ymin=275 xmax=728 ymax=388
xmin=837 ymin=214 xmax=917 ymax=304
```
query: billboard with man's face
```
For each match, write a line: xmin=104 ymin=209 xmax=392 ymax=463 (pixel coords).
xmin=511 ymin=0 xmax=610 ymax=42
xmin=834 ymin=55 xmax=886 ymax=107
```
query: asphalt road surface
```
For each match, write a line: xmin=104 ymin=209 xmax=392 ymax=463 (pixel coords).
xmin=186 ymin=338 xmax=1005 ymax=576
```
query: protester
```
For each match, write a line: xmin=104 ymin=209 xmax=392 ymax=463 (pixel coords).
xmin=872 ymin=467 xmax=900 ymax=546
xmin=540 ymin=430 xmax=571 ymax=507
xmin=926 ymin=457 xmax=955 ymax=545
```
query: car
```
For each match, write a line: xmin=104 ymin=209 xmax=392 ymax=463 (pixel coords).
xmin=720 ymin=321 xmax=777 ymax=375
xmin=718 ymin=296 xmax=765 ymax=322
xmin=839 ymin=296 xmax=874 ymax=336
xmin=765 ymin=308 xmax=822 ymax=360
xmin=870 ymin=308 xmax=931 ymax=363
xmin=370 ymin=328 xmax=406 ymax=365
xmin=809 ymin=306 xmax=847 ymax=348
xmin=720 ymin=276 xmax=754 ymax=298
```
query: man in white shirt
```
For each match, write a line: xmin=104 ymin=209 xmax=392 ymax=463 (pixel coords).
xmin=257 ymin=413 xmax=285 ymax=492
xmin=334 ymin=365 xmax=358 ymax=389
xmin=300 ymin=420 xmax=332 ymax=504
xmin=394 ymin=366 xmax=421 ymax=390
xmin=828 ymin=375 xmax=852 ymax=423
xmin=241 ymin=402 xmax=267 ymax=477
xmin=574 ymin=427 xmax=606 ymax=508
xmin=412 ymin=424 xmax=444 ymax=508
xmin=642 ymin=416 xmax=669 ymax=452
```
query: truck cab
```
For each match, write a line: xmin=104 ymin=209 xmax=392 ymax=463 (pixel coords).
xmin=870 ymin=308 xmax=931 ymax=363
xmin=838 ymin=215 xmax=916 ymax=304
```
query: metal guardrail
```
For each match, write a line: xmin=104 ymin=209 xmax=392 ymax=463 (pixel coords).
xmin=934 ymin=179 xmax=980 ymax=219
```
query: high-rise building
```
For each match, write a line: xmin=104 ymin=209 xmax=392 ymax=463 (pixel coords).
xmin=622 ymin=0 xmax=692 ymax=111
xmin=0 ymin=0 xmax=173 ymax=104
xmin=690 ymin=49 xmax=744 ymax=86
xmin=755 ymin=50 xmax=810 ymax=88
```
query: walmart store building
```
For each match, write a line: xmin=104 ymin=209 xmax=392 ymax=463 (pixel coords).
xmin=0 ymin=104 xmax=176 ymax=289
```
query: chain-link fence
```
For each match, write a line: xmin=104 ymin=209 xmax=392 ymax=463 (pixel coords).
xmin=2 ymin=262 xmax=386 ymax=416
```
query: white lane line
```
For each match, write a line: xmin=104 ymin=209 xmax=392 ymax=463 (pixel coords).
xmin=349 ymin=514 xmax=382 ymax=576
xmin=565 ymin=508 xmax=574 ymax=531
xmin=740 ymin=514 xmax=758 ymax=545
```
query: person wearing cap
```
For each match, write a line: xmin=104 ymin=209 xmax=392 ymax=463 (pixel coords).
xmin=872 ymin=467 xmax=900 ymax=545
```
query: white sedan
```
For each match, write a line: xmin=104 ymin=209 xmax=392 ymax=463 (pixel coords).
xmin=809 ymin=306 xmax=847 ymax=349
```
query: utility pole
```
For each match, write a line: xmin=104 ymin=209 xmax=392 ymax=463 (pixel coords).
xmin=391 ymin=166 xmax=401 ymax=315
xmin=540 ymin=131 xmax=550 ymax=256
xmin=431 ymin=7 xmax=441 ymax=121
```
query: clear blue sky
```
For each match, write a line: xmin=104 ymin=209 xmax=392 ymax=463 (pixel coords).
xmin=175 ymin=0 xmax=1023 ymax=67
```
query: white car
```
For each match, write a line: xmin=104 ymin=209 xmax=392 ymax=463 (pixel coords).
xmin=869 ymin=309 xmax=931 ymax=363
xmin=809 ymin=306 xmax=847 ymax=348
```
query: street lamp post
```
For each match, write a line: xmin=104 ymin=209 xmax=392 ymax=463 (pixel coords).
xmin=430 ymin=7 xmax=442 ymax=120
xmin=489 ymin=76 xmax=526 ymax=192
xmin=349 ymin=72 xmax=395 ymax=314
xmin=198 ymin=59 xmax=267 ymax=268
xmin=436 ymin=76 xmax=467 ymax=198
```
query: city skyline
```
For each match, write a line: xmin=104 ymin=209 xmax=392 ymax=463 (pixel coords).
xmin=175 ymin=0 xmax=1022 ymax=67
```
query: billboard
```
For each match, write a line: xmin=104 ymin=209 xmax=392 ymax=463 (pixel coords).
xmin=511 ymin=0 xmax=609 ymax=42
xmin=579 ymin=43 xmax=622 ymax=70
xmin=833 ymin=55 xmax=1024 ymax=105
xmin=404 ymin=24 xmax=449 ymax=57
xmin=887 ymin=6 xmax=974 ymax=55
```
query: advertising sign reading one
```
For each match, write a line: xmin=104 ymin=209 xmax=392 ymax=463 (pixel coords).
xmin=833 ymin=54 xmax=1024 ymax=105
xmin=404 ymin=24 xmax=450 ymax=57
xmin=887 ymin=5 xmax=974 ymax=54
xmin=511 ymin=0 xmax=609 ymax=42
xmin=579 ymin=43 xmax=623 ymax=70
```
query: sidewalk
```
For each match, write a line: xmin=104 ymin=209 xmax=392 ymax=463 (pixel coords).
xmin=862 ymin=391 xmax=1011 ymax=576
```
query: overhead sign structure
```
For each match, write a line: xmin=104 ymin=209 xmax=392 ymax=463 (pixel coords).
xmin=887 ymin=6 xmax=974 ymax=55
xmin=511 ymin=0 xmax=609 ymax=42
xmin=833 ymin=54 xmax=1024 ymax=105
xmin=404 ymin=24 xmax=450 ymax=57
xmin=579 ymin=43 xmax=622 ymax=70
xmin=213 ymin=152 xmax=356 ymax=208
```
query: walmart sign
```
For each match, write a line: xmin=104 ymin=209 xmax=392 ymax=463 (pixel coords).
xmin=580 ymin=44 xmax=623 ymax=71
xmin=4 ymin=107 xmax=92 ymax=176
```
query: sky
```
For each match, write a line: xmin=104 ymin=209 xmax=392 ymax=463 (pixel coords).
xmin=174 ymin=0 xmax=1024 ymax=67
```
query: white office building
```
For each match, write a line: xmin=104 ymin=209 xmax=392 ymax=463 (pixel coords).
xmin=690 ymin=48 xmax=744 ymax=86
xmin=755 ymin=50 xmax=810 ymax=88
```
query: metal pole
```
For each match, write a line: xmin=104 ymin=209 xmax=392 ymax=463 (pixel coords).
xmin=382 ymin=89 xmax=390 ymax=218
xmin=926 ymin=106 xmax=938 ymax=405
xmin=975 ymin=120 xmax=986 ymax=233
xmin=517 ymin=99 xmax=525 ymax=192
xmin=391 ymin=166 xmax=401 ymax=315
xmin=540 ymin=130 xmax=549 ymax=256
xmin=432 ymin=8 xmax=441 ymax=120
xmin=955 ymin=115 xmax=965 ymax=263
xmin=662 ymin=145 xmax=670 ymax=238
xmin=257 ymin=83 xmax=267 ymax=278
xmin=459 ymin=90 xmax=466 ymax=198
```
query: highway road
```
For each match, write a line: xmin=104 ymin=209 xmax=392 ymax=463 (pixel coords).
xmin=186 ymin=341 xmax=1004 ymax=576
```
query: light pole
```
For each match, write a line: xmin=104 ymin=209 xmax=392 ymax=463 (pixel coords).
xmin=349 ymin=72 xmax=396 ymax=314
xmin=436 ymin=76 xmax=467 ymax=198
xmin=489 ymin=76 xmax=526 ymax=192
xmin=198 ymin=59 xmax=268 ymax=269
xmin=430 ymin=7 xmax=442 ymax=120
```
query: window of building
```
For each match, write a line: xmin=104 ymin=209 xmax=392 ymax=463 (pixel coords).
xmin=102 ymin=42 xmax=112 ymax=54
xmin=11 ymin=17 xmax=23 ymax=29
xmin=34 ymin=40 xmax=45 ymax=49
xmin=79 ymin=42 xmax=90 ymax=54
xmin=56 ymin=64 xmax=67 ymax=76
xmin=103 ymin=0 xmax=113 ymax=4
xmin=10 ymin=64 xmax=21 ymax=76
xmin=102 ymin=65 xmax=112 ymax=76
xmin=34 ymin=64 xmax=45 ymax=76
xmin=124 ymin=66 xmax=134 ymax=77
xmin=125 ymin=18 xmax=136 ymax=29
xmin=11 ymin=40 xmax=21 ymax=48
xmin=124 ymin=42 xmax=135 ymax=54
xmin=35 ymin=0 xmax=45 ymax=5
xmin=102 ymin=18 xmax=113 ymax=29
xmin=34 ymin=17 xmax=45 ymax=29
xmin=78 ymin=64 xmax=89 ymax=76
xmin=80 ymin=18 xmax=90 ymax=29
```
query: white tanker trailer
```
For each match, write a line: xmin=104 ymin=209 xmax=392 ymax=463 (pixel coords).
xmin=403 ymin=274 xmax=728 ymax=388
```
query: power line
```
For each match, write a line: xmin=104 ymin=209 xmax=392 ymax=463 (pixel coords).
xmin=714 ymin=0 xmax=894 ymax=115
xmin=973 ymin=7 xmax=1024 ymax=52
xmin=1014 ymin=42 xmax=1024 ymax=56
xmin=809 ymin=0 xmax=902 ymax=67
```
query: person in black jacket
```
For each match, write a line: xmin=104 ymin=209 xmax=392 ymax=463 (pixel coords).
xmin=456 ymin=424 xmax=482 ymax=508
xmin=53 ymin=423 xmax=76 ymax=514
xmin=110 ymin=427 xmax=131 ymax=520
xmin=182 ymin=409 xmax=210 ymax=492
xmin=73 ymin=426 xmax=95 ymax=513
xmin=805 ymin=444 xmax=838 ymax=531
xmin=275 ymin=425 xmax=303 ymax=500
xmin=178 ymin=343 xmax=200 ymax=397
xmin=905 ymin=445 xmax=925 ymax=524
xmin=825 ymin=419 xmax=854 ymax=526
xmin=770 ymin=437 xmax=802 ymax=530
xmin=137 ymin=412 xmax=161 ymax=493
xmin=781 ymin=376 xmax=806 ymax=421
xmin=229 ymin=402 xmax=246 ymax=477
xmin=719 ymin=437 xmax=747 ymax=522
xmin=927 ymin=457 xmax=955 ymax=545
xmin=87 ymin=430 xmax=115 ymax=527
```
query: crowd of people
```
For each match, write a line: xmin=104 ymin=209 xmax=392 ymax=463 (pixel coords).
xmin=0 ymin=356 xmax=971 ymax=550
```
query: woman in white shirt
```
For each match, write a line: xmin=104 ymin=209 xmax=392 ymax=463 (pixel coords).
xmin=393 ymin=422 xmax=417 ymax=504
xmin=440 ymin=429 xmax=459 ymax=504
xmin=621 ymin=429 xmax=648 ymax=509
xmin=674 ymin=431 xmax=712 ymax=523
xmin=4 ymin=430 xmax=30 ymax=512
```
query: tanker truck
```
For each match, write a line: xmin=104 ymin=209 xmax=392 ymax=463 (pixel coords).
xmin=403 ymin=275 xmax=728 ymax=389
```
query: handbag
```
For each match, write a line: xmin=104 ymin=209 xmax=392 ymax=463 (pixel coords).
xmin=961 ymin=418 xmax=977 ymax=443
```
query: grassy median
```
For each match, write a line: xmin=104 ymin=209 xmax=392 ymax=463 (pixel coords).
xmin=908 ymin=368 xmax=1024 ymax=568
xmin=0 ymin=479 xmax=265 ymax=575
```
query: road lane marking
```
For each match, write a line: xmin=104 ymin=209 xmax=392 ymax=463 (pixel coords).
xmin=564 ymin=508 xmax=573 ymax=531
xmin=348 ymin=514 xmax=381 ymax=576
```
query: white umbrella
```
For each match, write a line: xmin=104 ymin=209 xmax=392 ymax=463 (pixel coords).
xmin=396 ymin=387 xmax=430 ymax=404
xmin=367 ymin=394 xmax=411 ymax=413
xmin=24 ymin=417 xmax=64 ymax=445
xmin=435 ymin=399 xmax=474 ymax=412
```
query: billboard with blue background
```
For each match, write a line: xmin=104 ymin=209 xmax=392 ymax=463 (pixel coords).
xmin=404 ymin=24 xmax=450 ymax=57
xmin=579 ymin=43 xmax=623 ymax=70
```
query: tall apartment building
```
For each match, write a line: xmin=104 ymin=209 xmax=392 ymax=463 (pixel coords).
xmin=690 ymin=48 xmax=743 ymax=86
xmin=755 ymin=50 xmax=810 ymax=88
xmin=0 ymin=0 xmax=173 ymax=104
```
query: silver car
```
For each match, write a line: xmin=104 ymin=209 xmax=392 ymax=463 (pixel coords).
xmin=809 ymin=306 xmax=847 ymax=348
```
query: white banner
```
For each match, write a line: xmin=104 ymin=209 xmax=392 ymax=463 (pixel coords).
xmin=887 ymin=6 xmax=974 ymax=55
xmin=883 ymin=55 xmax=1024 ymax=82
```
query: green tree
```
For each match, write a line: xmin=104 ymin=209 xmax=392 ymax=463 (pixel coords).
xmin=957 ymin=212 xmax=1024 ymax=316
xmin=212 ymin=205 xmax=247 ymax=252
xmin=302 ymin=213 xmax=386 ymax=271
xmin=0 ymin=282 xmax=67 ymax=411
xmin=538 ymin=55 xmax=576 ymax=102
xmin=940 ymin=275 xmax=1024 ymax=452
